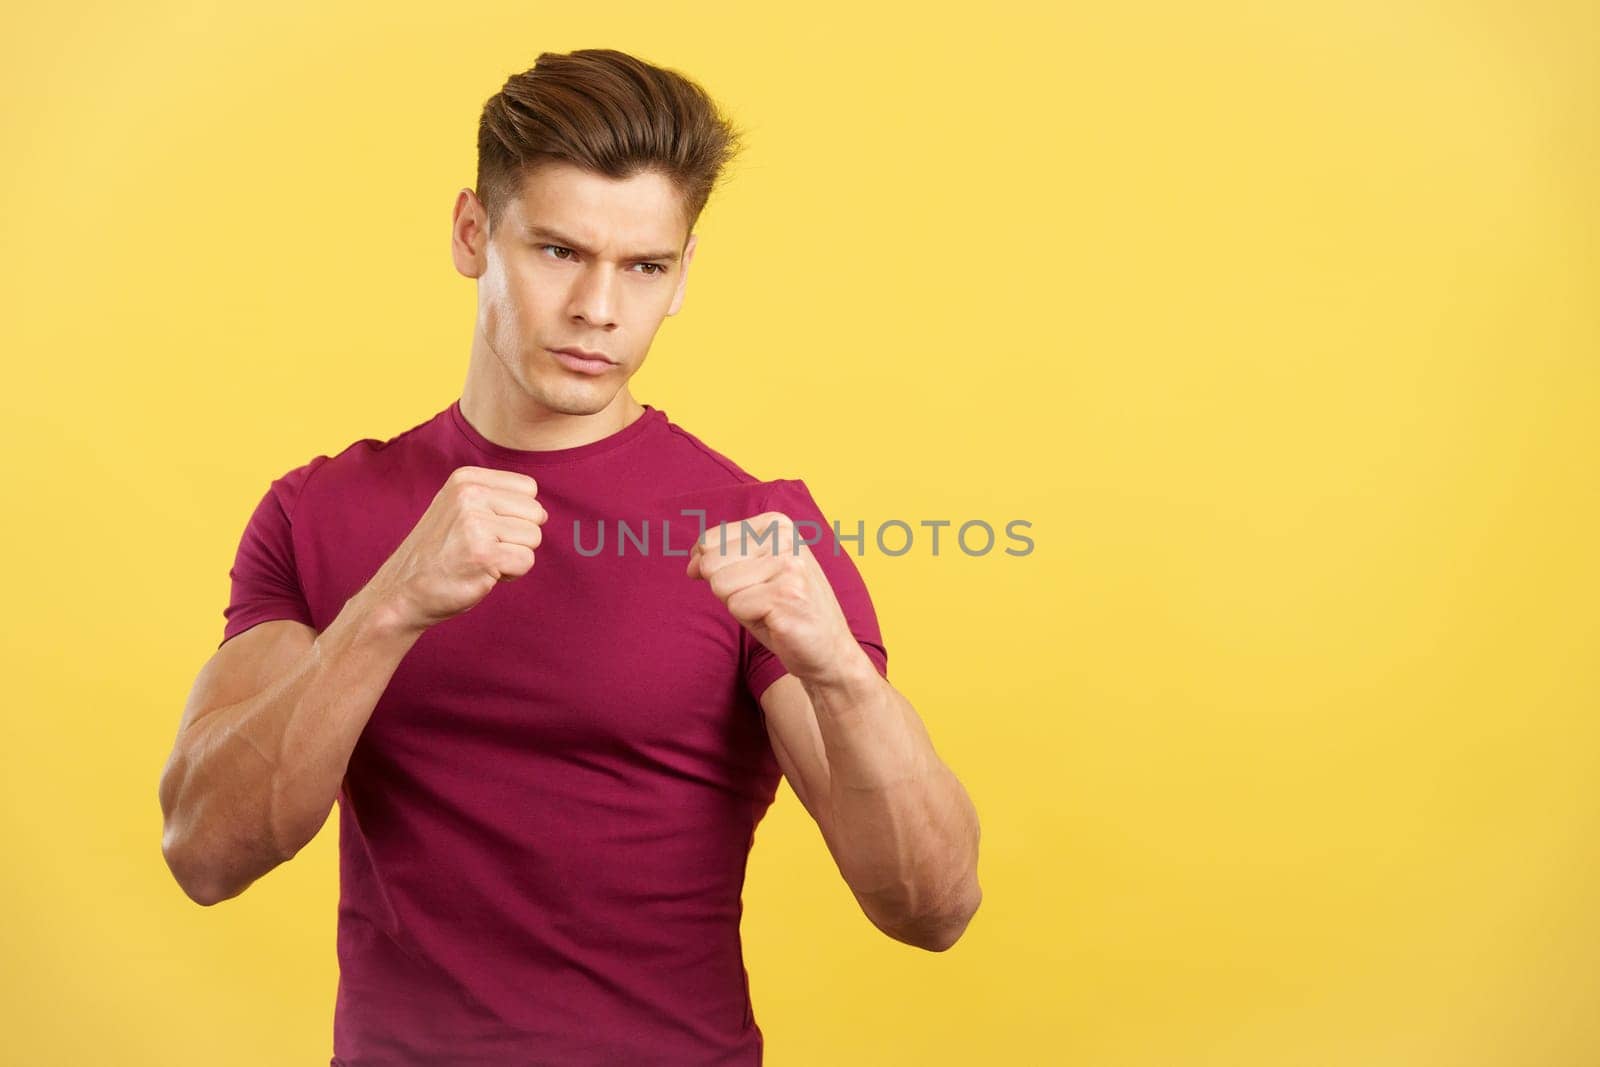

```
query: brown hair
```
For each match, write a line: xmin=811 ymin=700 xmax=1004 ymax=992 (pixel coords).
xmin=476 ymin=49 xmax=745 ymax=241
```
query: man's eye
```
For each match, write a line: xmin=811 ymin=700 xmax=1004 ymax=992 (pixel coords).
xmin=541 ymin=245 xmax=663 ymax=275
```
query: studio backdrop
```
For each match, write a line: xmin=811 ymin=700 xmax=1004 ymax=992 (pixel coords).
xmin=2 ymin=2 xmax=1596 ymax=1064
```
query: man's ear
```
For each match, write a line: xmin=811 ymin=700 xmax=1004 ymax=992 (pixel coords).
xmin=666 ymin=233 xmax=698 ymax=316
xmin=451 ymin=188 xmax=490 ymax=280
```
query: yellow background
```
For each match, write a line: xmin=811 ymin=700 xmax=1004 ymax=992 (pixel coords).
xmin=2 ymin=2 xmax=1595 ymax=1063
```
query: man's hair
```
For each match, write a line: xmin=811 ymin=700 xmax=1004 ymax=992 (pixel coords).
xmin=476 ymin=49 xmax=745 ymax=241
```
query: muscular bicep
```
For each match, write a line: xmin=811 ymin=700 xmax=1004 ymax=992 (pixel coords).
xmin=177 ymin=619 xmax=318 ymax=737
xmin=160 ymin=618 xmax=317 ymax=828
xmin=759 ymin=674 xmax=836 ymax=843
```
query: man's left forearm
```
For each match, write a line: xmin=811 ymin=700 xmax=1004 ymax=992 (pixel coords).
xmin=799 ymin=637 xmax=983 ymax=952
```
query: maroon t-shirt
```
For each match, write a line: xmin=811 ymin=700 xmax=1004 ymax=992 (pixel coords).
xmin=220 ymin=399 xmax=889 ymax=1066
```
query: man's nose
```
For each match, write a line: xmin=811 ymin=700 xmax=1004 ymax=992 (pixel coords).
xmin=566 ymin=265 xmax=618 ymax=328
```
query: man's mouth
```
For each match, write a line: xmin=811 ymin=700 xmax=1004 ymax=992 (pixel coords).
xmin=548 ymin=347 xmax=615 ymax=375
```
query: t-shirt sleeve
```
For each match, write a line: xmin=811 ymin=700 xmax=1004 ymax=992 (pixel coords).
xmin=742 ymin=478 xmax=890 ymax=702
xmin=218 ymin=456 xmax=330 ymax=648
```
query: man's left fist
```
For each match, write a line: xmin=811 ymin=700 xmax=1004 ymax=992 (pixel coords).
xmin=686 ymin=510 xmax=855 ymax=682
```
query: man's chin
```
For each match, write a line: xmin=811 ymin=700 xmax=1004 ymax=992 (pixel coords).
xmin=526 ymin=378 xmax=621 ymax=417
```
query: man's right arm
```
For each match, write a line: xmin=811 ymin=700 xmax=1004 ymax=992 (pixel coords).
xmin=159 ymin=464 xmax=547 ymax=907
xmin=157 ymin=585 xmax=424 ymax=906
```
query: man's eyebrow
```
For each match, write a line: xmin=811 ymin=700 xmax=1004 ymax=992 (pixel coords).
xmin=522 ymin=224 xmax=682 ymax=263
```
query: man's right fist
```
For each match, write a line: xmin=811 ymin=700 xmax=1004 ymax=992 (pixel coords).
xmin=367 ymin=466 xmax=547 ymax=632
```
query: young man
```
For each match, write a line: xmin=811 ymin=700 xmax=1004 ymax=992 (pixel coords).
xmin=158 ymin=48 xmax=981 ymax=1066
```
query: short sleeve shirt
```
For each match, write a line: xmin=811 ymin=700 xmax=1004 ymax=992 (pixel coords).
xmin=221 ymin=399 xmax=888 ymax=1066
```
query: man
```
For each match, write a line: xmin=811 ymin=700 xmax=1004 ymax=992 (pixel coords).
xmin=158 ymin=48 xmax=981 ymax=1066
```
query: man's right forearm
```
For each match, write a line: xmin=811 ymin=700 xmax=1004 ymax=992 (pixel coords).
xmin=159 ymin=586 xmax=424 ymax=905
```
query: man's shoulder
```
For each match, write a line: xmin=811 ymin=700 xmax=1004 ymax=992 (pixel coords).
xmin=652 ymin=409 xmax=769 ymax=489
xmin=265 ymin=405 xmax=453 ymax=513
xmin=648 ymin=412 xmax=832 ymax=522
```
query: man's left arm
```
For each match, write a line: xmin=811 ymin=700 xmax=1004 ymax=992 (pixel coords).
xmin=687 ymin=510 xmax=982 ymax=952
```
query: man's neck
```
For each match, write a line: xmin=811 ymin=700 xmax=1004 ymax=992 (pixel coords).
xmin=458 ymin=379 xmax=644 ymax=452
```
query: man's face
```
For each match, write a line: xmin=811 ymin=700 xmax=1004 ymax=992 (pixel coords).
xmin=453 ymin=160 xmax=697 ymax=416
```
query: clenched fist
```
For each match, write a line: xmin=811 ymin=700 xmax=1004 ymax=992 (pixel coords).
xmin=685 ymin=510 xmax=856 ymax=682
xmin=368 ymin=466 xmax=547 ymax=632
